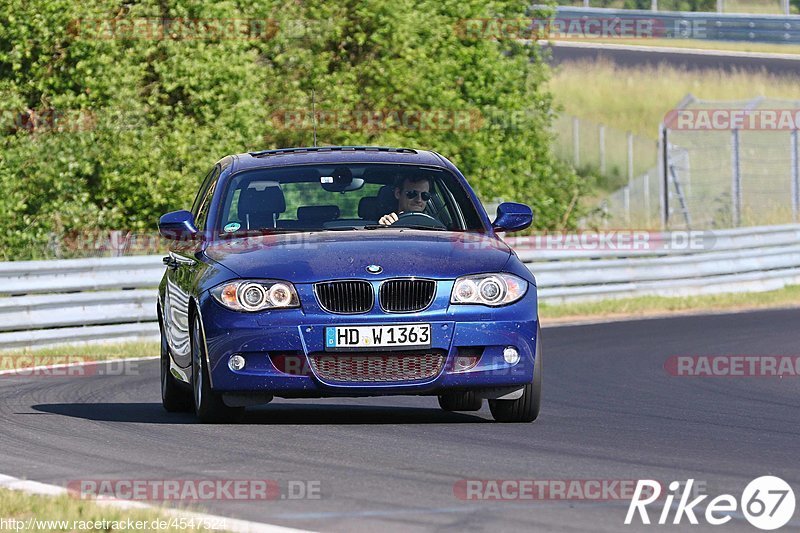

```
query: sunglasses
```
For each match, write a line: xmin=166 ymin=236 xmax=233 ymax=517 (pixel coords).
xmin=404 ymin=190 xmax=431 ymax=201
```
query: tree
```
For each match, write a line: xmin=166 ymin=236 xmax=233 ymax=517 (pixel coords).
xmin=0 ymin=0 xmax=584 ymax=259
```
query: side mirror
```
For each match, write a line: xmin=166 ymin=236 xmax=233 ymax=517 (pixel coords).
xmin=159 ymin=210 xmax=199 ymax=240
xmin=492 ymin=202 xmax=532 ymax=233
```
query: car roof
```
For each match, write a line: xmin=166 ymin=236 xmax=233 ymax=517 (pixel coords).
xmin=227 ymin=146 xmax=451 ymax=172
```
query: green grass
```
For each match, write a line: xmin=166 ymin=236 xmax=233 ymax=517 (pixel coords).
xmin=549 ymin=59 xmax=800 ymax=138
xmin=549 ymin=60 xmax=800 ymax=227
xmin=549 ymin=38 xmax=800 ymax=55
xmin=0 ymin=488 xmax=219 ymax=532
xmin=0 ymin=341 xmax=159 ymax=357
xmin=539 ymin=284 xmax=800 ymax=320
xmin=720 ymin=0 xmax=786 ymax=13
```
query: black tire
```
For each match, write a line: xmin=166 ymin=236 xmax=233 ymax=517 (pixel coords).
xmin=438 ymin=391 xmax=483 ymax=412
xmin=160 ymin=322 xmax=193 ymax=413
xmin=191 ymin=314 xmax=244 ymax=424
xmin=489 ymin=324 xmax=542 ymax=423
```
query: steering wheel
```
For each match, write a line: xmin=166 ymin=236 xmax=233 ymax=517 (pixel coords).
xmin=393 ymin=211 xmax=447 ymax=230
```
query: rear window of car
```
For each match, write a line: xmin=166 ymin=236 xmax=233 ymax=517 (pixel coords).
xmin=216 ymin=163 xmax=485 ymax=234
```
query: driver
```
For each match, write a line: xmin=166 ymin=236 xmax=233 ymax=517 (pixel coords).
xmin=378 ymin=175 xmax=432 ymax=226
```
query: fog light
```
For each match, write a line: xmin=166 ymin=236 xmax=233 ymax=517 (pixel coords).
xmin=503 ymin=346 xmax=520 ymax=365
xmin=228 ymin=355 xmax=246 ymax=371
xmin=453 ymin=356 xmax=479 ymax=372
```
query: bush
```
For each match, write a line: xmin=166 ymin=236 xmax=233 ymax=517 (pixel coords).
xmin=0 ymin=0 xmax=585 ymax=260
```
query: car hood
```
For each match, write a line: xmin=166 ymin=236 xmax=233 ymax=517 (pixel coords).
xmin=203 ymin=230 xmax=512 ymax=283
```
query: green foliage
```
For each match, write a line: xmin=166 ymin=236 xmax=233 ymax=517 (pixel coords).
xmin=0 ymin=0 xmax=584 ymax=259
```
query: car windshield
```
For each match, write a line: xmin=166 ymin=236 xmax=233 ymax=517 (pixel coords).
xmin=217 ymin=163 xmax=486 ymax=235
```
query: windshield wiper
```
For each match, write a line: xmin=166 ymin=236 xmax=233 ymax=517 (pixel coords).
xmin=364 ymin=224 xmax=446 ymax=231
xmin=217 ymin=229 xmax=302 ymax=238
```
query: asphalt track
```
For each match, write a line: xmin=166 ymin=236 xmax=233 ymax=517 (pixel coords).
xmin=1 ymin=308 xmax=799 ymax=532
xmin=545 ymin=41 xmax=800 ymax=76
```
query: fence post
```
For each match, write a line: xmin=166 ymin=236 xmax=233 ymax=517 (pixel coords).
xmin=573 ymin=117 xmax=580 ymax=168
xmin=658 ymin=126 xmax=668 ymax=229
xmin=717 ymin=0 xmax=724 ymax=12
xmin=651 ymin=0 xmax=658 ymax=10
xmin=109 ymin=230 xmax=127 ymax=257
xmin=792 ymin=129 xmax=799 ymax=222
xmin=731 ymin=129 xmax=741 ymax=227
xmin=623 ymin=186 xmax=631 ymax=226
xmin=643 ymin=172 xmax=651 ymax=226
xmin=627 ymin=131 xmax=634 ymax=186
xmin=599 ymin=124 xmax=606 ymax=175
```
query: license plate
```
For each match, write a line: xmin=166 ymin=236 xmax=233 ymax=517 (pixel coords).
xmin=325 ymin=324 xmax=431 ymax=351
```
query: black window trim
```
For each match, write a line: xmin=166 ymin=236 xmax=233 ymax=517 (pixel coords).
xmin=194 ymin=165 xmax=222 ymax=230
xmin=211 ymin=162 xmax=488 ymax=236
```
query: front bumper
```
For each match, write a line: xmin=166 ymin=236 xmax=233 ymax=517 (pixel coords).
xmin=198 ymin=281 xmax=539 ymax=397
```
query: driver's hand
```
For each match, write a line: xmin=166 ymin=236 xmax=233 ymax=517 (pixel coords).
xmin=378 ymin=212 xmax=399 ymax=226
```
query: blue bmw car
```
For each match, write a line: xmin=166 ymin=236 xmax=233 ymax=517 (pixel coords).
xmin=157 ymin=146 xmax=541 ymax=423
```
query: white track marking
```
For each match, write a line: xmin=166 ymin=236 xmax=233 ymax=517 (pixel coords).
xmin=0 ymin=473 xmax=314 ymax=533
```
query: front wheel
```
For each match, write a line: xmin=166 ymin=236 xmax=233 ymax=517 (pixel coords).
xmin=489 ymin=324 xmax=542 ymax=423
xmin=191 ymin=314 xmax=244 ymax=423
xmin=438 ymin=392 xmax=482 ymax=412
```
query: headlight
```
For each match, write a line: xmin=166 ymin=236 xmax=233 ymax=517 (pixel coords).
xmin=211 ymin=280 xmax=300 ymax=311
xmin=450 ymin=273 xmax=527 ymax=306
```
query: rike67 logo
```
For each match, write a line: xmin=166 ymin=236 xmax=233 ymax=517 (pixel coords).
xmin=626 ymin=477 xmax=796 ymax=530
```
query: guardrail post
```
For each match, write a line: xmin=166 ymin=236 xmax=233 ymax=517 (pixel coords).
xmin=792 ymin=129 xmax=799 ymax=222
xmin=573 ymin=117 xmax=580 ymax=167
xmin=731 ymin=129 xmax=741 ymax=227
xmin=651 ymin=0 xmax=658 ymax=10
xmin=599 ymin=123 xmax=606 ymax=175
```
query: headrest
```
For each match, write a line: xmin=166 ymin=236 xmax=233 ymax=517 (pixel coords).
xmin=238 ymin=186 xmax=286 ymax=216
xmin=296 ymin=205 xmax=340 ymax=223
xmin=358 ymin=197 xmax=380 ymax=220
xmin=377 ymin=184 xmax=397 ymax=214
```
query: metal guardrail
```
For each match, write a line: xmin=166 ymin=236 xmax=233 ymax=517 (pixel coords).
xmin=551 ymin=7 xmax=800 ymax=43
xmin=0 ymin=224 xmax=798 ymax=348
xmin=0 ymin=256 xmax=163 ymax=349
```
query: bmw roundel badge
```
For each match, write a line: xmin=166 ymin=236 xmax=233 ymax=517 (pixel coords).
xmin=366 ymin=264 xmax=383 ymax=274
